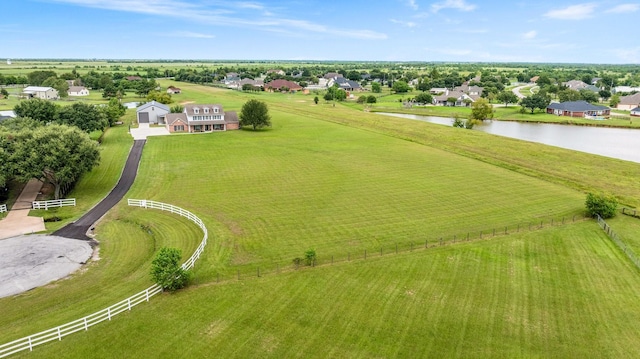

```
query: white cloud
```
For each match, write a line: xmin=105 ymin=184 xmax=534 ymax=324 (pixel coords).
xmin=544 ymin=3 xmax=596 ymax=20
xmin=431 ymin=0 xmax=476 ymax=13
xmin=522 ymin=30 xmax=537 ymax=39
xmin=407 ymin=0 xmax=419 ymax=10
xmin=605 ymin=3 xmax=640 ymax=13
xmin=48 ymin=0 xmax=387 ymax=40
xmin=391 ymin=19 xmax=418 ymax=27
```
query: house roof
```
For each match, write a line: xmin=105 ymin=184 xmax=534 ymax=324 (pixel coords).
xmin=136 ymin=101 xmax=170 ymax=113
xmin=184 ymin=104 xmax=223 ymax=116
xmin=631 ymin=107 xmax=640 ymax=112
xmin=126 ymin=76 xmax=142 ymax=81
xmin=68 ymin=86 xmax=87 ymax=92
xmin=166 ymin=113 xmax=187 ymax=125
xmin=547 ymin=100 xmax=609 ymax=112
xmin=619 ymin=93 xmax=640 ymax=105
xmin=434 ymin=91 xmax=468 ymax=101
xmin=324 ymin=72 xmax=341 ymax=80
xmin=563 ymin=80 xmax=588 ymax=89
xmin=225 ymin=111 xmax=239 ymax=123
xmin=265 ymin=79 xmax=302 ymax=90
xmin=334 ymin=77 xmax=361 ymax=89
xmin=23 ymin=86 xmax=55 ymax=92
xmin=582 ymin=84 xmax=600 ymax=92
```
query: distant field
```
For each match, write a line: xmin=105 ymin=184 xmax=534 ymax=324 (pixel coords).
xmin=2 ymin=81 xmax=640 ymax=358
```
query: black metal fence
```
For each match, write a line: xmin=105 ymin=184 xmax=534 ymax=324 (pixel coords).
xmin=597 ymin=214 xmax=640 ymax=270
xmin=206 ymin=213 xmax=590 ymax=283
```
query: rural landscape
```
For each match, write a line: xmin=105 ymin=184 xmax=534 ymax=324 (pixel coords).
xmin=1 ymin=0 xmax=640 ymax=358
xmin=0 ymin=58 xmax=639 ymax=358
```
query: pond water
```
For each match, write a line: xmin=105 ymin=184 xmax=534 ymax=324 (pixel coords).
xmin=379 ymin=113 xmax=640 ymax=164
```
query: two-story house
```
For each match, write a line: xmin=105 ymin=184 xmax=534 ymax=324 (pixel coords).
xmin=165 ymin=104 xmax=239 ymax=133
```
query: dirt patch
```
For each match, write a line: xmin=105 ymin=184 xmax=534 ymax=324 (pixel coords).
xmin=202 ymin=319 xmax=228 ymax=337
xmin=180 ymin=101 xmax=195 ymax=105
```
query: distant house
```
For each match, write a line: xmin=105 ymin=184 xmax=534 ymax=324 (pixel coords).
xmin=136 ymin=101 xmax=170 ymax=124
xmin=126 ymin=76 xmax=142 ymax=81
xmin=613 ymin=86 xmax=640 ymax=94
xmin=631 ymin=107 xmax=640 ymax=117
xmin=562 ymin=80 xmax=589 ymax=90
xmin=68 ymin=86 xmax=89 ymax=97
xmin=264 ymin=79 xmax=302 ymax=92
xmin=328 ymin=77 xmax=361 ymax=91
xmin=228 ymin=78 xmax=264 ymax=91
xmin=165 ymin=104 xmax=239 ymax=133
xmin=429 ymin=87 xmax=448 ymax=94
xmin=21 ymin=86 xmax=59 ymax=100
xmin=617 ymin=93 xmax=640 ymax=110
xmin=224 ymin=73 xmax=241 ymax=84
xmin=323 ymin=72 xmax=342 ymax=80
xmin=266 ymin=69 xmax=286 ymax=76
xmin=166 ymin=86 xmax=181 ymax=94
xmin=546 ymin=101 xmax=610 ymax=118
xmin=530 ymin=76 xmax=539 ymax=83
xmin=432 ymin=90 xmax=474 ymax=107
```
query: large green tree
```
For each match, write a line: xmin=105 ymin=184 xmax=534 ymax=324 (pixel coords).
xmin=392 ymin=80 xmax=410 ymax=93
xmin=11 ymin=124 xmax=100 ymax=199
xmin=0 ymin=130 xmax=13 ymax=188
xmin=520 ymin=94 xmax=551 ymax=114
xmin=239 ymin=99 xmax=272 ymax=130
xmin=27 ymin=70 xmax=57 ymax=86
xmin=496 ymin=91 xmax=519 ymax=107
xmin=57 ymin=103 xmax=109 ymax=133
xmin=42 ymin=76 xmax=69 ymax=98
xmin=371 ymin=82 xmax=382 ymax=93
xmin=102 ymin=98 xmax=127 ymax=126
xmin=469 ymin=98 xmax=494 ymax=122
xmin=13 ymin=98 xmax=58 ymax=123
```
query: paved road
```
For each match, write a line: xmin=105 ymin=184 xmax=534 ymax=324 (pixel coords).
xmin=0 ymin=179 xmax=46 ymax=240
xmin=512 ymin=85 xmax=528 ymax=99
xmin=53 ymin=140 xmax=146 ymax=240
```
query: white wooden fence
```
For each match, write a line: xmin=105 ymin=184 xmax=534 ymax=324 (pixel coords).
xmin=0 ymin=199 xmax=208 ymax=358
xmin=0 ymin=204 xmax=6 ymax=213
xmin=32 ymin=199 xmax=76 ymax=210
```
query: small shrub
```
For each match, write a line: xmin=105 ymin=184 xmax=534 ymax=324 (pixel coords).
xmin=304 ymin=249 xmax=317 ymax=266
xmin=150 ymin=247 xmax=191 ymax=291
xmin=585 ymin=193 xmax=618 ymax=219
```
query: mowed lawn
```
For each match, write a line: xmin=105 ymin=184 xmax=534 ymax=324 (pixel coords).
xmin=16 ymin=223 xmax=640 ymax=358
xmin=124 ymin=106 xmax=585 ymax=278
xmin=3 ymin=83 xmax=640 ymax=357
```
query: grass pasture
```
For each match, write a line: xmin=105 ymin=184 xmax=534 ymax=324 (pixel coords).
xmin=2 ymin=82 xmax=640 ymax=357
xmin=14 ymin=223 xmax=640 ymax=358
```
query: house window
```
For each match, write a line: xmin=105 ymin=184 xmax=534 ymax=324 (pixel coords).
xmin=173 ymin=125 xmax=185 ymax=132
xmin=194 ymin=108 xmax=199 ymax=114
xmin=204 ymin=108 xmax=209 ymax=113
xmin=214 ymin=107 xmax=219 ymax=113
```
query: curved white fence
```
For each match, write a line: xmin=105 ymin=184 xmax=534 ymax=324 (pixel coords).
xmin=0 ymin=200 xmax=208 ymax=358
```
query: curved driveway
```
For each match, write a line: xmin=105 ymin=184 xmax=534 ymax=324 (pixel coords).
xmin=53 ymin=140 xmax=146 ymax=240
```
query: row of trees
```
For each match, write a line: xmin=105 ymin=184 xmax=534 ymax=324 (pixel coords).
xmin=13 ymin=98 xmax=125 ymax=132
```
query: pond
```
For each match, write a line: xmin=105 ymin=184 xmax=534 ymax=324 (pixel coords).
xmin=379 ymin=113 xmax=640 ymax=164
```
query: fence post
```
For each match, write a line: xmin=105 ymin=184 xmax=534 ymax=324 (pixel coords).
xmin=84 ymin=318 xmax=88 ymax=331
xmin=58 ymin=327 xmax=62 ymax=341
xmin=540 ymin=220 xmax=543 ymax=229
xmin=28 ymin=337 xmax=33 ymax=351
xmin=127 ymin=298 xmax=131 ymax=311
xmin=504 ymin=226 xmax=507 ymax=235
xmin=425 ymin=239 xmax=428 ymax=248
xmin=108 ymin=307 xmax=112 ymax=320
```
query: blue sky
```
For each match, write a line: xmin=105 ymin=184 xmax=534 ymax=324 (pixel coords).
xmin=1 ymin=0 xmax=639 ymax=63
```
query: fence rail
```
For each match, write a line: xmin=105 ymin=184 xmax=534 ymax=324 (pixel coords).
xmin=0 ymin=199 xmax=208 ymax=358
xmin=32 ymin=199 xmax=76 ymax=210
xmin=0 ymin=204 xmax=6 ymax=213
xmin=597 ymin=214 xmax=640 ymax=270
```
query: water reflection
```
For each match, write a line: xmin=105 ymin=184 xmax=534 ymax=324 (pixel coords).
xmin=379 ymin=113 xmax=640 ymax=163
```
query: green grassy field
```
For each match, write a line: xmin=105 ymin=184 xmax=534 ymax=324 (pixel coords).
xmin=2 ymin=82 xmax=640 ymax=358
xmin=13 ymin=223 xmax=640 ymax=358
